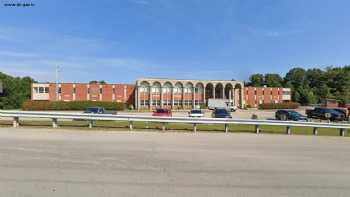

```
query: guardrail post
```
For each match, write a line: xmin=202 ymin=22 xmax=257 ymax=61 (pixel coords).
xmin=286 ymin=126 xmax=291 ymax=135
xmin=52 ymin=118 xmax=58 ymax=128
xmin=340 ymin=128 xmax=345 ymax=137
xmin=224 ymin=124 xmax=229 ymax=133
xmin=193 ymin=123 xmax=197 ymax=133
xmin=129 ymin=121 xmax=133 ymax=131
xmin=313 ymin=127 xmax=318 ymax=136
xmin=162 ymin=122 xmax=166 ymax=132
xmin=255 ymin=125 xmax=260 ymax=134
xmin=88 ymin=120 xmax=93 ymax=129
xmin=13 ymin=117 xmax=19 ymax=128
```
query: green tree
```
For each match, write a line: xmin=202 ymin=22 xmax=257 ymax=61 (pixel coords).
xmin=0 ymin=72 xmax=35 ymax=109
xmin=249 ymin=74 xmax=264 ymax=86
xmin=264 ymin=73 xmax=283 ymax=87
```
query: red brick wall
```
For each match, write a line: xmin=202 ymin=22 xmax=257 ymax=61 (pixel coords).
xmin=101 ymin=84 xmax=113 ymax=102
xmin=88 ymin=84 xmax=100 ymax=101
xmin=61 ymin=84 xmax=74 ymax=101
xmin=75 ymin=84 xmax=88 ymax=101
xmin=245 ymin=87 xmax=284 ymax=107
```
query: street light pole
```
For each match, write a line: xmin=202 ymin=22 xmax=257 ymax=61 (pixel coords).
xmin=55 ymin=66 xmax=60 ymax=101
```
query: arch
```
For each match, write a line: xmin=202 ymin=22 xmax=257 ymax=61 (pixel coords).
xmin=139 ymin=81 xmax=150 ymax=93
xmin=151 ymin=81 xmax=161 ymax=94
xmin=215 ymin=83 xmax=224 ymax=99
xmin=184 ymin=82 xmax=194 ymax=93
xmin=224 ymin=83 xmax=234 ymax=100
xmin=162 ymin=82 xmax=173 ymax=108
xmin=205 ymin=83 xmax=214 ymax=100
xmin=173 ymin=82 xmax=183 ymax=109
xmin=195 ymin=82 xmax=205 ymax=107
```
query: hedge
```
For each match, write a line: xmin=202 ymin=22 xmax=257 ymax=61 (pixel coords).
xmin=258 ymin=102 xmax=300 ymax=110
xmin=22 ymin=101 xmax=126 ymax=111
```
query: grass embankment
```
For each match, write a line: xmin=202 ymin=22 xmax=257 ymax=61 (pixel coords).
xmin=0 ymin=119 xmax=348 ymax=137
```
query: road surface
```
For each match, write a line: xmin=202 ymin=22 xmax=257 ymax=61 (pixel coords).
xmin=0 ymin=128 xmax=349 ymax=197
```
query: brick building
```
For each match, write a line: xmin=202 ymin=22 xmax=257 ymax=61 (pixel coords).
xmin=32 ymin=83 xmax=135 ymax=105
xmin=32 ymin=79 xmax=291 ymax=109
xmin=244 ymin=86 xmax=291 ymax=107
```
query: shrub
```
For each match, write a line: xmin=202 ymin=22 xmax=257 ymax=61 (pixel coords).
xmin=258 ymin=102 xmax=300 ymax=110
xmin=22 ymin=101 xmax=126 ymax=111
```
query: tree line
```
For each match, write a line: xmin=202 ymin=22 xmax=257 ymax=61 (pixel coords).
xmin=0 ymin=72 xmax=35 ymax=109
xmin=246 ymin=66 xmax=350 ymax=105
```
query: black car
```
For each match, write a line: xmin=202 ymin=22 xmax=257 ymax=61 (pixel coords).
xmin=275 ymin=110 xmax=307 ymax=121
xmin=212 ymin=108 xmax=232 ymax=118
xmin=306 ymin=107 xmax=346 ymax=121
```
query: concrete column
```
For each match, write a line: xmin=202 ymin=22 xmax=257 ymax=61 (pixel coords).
xmin=203 ymin=87 xmax=206 ymax=106
xmin=222 ymin=85 xmax=227 ymax=99
xmin=286 ymin=126 xmax=291 ymax=135
xmin=213 ymin=85 xmax=216 ymax=99
xmin=160 ymin=86 xmax=163 ymax=108
xmin=192 ymin=87 xmax=195 ymax=108
xmin=149 ymin=87 xmax=152 ymax=110
xmin=182 ymin=88 xmax=185 ymax=109
xmin=313 ymin=127 xmax=318 ymax=135
xmin=171 ymin=88 xmax=174 ymax=109
xmin=13 ymin=117 xmax=19 ymax=128
xmin=52 ymin=118 xmax=58 ymax=128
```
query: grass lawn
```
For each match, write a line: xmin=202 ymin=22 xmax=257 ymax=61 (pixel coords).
xmin=0 ymin=119 xmax=348 ymax=137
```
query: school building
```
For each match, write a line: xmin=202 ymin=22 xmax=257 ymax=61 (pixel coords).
xmin=31 ymin=78 xmax=291 ymax=109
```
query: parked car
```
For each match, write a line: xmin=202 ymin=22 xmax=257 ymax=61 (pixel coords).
xmin=84 ymin=107 xmax=117 ymax=115
xmin=152 ymin=108 xmax=172 ymax=117
xmin=275 ymin=110 xmax=307 ymax=121
xmin=188 ymin=109 xmax=204 ymax=118
xmin=306 ymin=107 xmax=346 ymax=121
xmin=212 ymin=108 xmax=232 ymax=118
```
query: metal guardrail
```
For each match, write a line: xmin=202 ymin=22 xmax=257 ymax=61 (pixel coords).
xmin=0 ymin=110 xmax=349 ymax=136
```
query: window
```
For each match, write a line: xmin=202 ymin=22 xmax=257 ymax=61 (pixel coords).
xmin=58 ymin=87 xmax=61 ymax=94
xmin=100 ymin=88 xmax=103 ymax=94
xmin=45 ymin=87 xmax=49 ymax=93
xmin=140 ymin=86 xmax=149 ymax=93
xmin=113 ymin=88 xmax=115 ymax=94
xmin=283 ymin=91 xmax=290 ymax=95
xmin=88 ymin=88 xmax=90 ymax=94
xmin=34 ymin=87 xmax=39 ymax=93
xmin=254 ymin=90 xmax=257 ymax=95
xmin=73 ymin=88 xmax=76 ymax=94
xmin=39 ymin=87 xmax=44 ymax=93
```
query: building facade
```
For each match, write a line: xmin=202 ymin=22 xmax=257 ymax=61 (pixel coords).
xmin=31 ymin=79 xmax=291 ymax=110
xmin=135 ymin=78 xmax=245 ymax=110
xmin=244 ymin=86 xmax=291 ymax=107
xmin=32 ymin=83 xmax=135 ymax=105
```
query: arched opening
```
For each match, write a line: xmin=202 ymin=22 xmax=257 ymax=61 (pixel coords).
xmin=205 ymin=83 xmax=214 ymax=102
xmin=234 ymin=83 xmax=243 ymax=108
xmin=195 ymin=83 xmax=204 ymax=107
xmin=215 ymin=83 xmax=224 ymax=99
xmin=139 ymin=81 xmax=150 ymax=108
xmin=151 ymin=82 xmax=161 ymax=109
xmin=173 ymin=82 xmax=183 ymax=109
xmin=184 ymin=82 xmax=193 ymax=108
xmin=162 ymin=82 xmax=172 ymax=109
xmin=224 ymin=83 xmax=234 ymax=100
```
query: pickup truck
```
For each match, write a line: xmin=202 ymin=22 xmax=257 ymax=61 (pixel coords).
xmin=305 ymin=107 xmax=346 ymax=121
xmin=84 ymin=107 xmax=117 ymax=115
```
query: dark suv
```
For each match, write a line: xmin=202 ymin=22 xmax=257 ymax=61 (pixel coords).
xmin=275 ymin=110 xmax=307 ymax=121
xmin=306 ymin=107 xmax=346 ymax=121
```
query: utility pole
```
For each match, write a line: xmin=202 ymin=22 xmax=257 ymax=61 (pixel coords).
xmin=55 ymin=66 xmax=60 ymax=101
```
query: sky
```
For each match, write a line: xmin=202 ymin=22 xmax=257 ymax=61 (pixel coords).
xmin=0 ymin=0 xmax=350 ymax=83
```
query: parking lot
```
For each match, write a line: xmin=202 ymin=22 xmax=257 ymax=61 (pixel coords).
xmin=1 ymin=128 xmax=350 ymax=197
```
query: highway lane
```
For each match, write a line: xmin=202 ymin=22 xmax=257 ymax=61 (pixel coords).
xmin=0 ymin=128 xmax=350 ymax=197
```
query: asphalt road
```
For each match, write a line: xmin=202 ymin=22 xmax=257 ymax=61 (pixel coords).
xmin=0 ymin=128 xmax=350 ymax=197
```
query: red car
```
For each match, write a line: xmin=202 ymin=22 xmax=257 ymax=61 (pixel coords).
xmin=152 ymin=108 xmax=172 ymax=117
